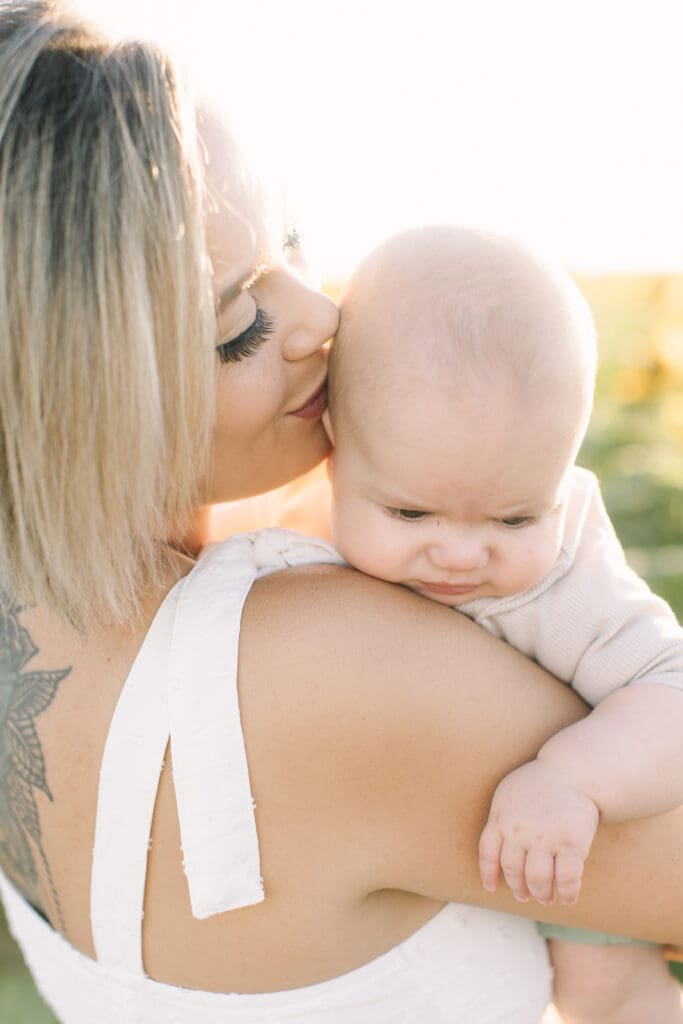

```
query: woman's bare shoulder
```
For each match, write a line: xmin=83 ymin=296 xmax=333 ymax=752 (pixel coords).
xmin=239 ymin=561 xmax=580 ymax=725
xmin=236 ymin=564 xmax=585 ymax=897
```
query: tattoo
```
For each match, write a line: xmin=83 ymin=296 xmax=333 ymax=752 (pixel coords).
xmin=0 ymin=591 xmax=70 ymax=933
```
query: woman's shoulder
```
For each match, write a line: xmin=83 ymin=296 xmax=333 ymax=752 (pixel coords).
xmin=237 ymin=551 xmax=572 ymax=757
xmin=237 ymin=555 xmax=589 ymax=890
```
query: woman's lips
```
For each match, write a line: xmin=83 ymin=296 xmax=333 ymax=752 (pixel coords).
xmin=289 ymin=382 xmax=328 ymax=419
xmin=417 ymin=582 xmax=478 ymax=596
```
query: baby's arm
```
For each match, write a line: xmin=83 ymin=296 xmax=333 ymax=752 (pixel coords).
xmin=479 ymin=683 xmax=683 ymax=905
xmin=537 ymin=682 xmax=683 ymax=820
xmin=479 ymin=469 xmax=683 ymax=905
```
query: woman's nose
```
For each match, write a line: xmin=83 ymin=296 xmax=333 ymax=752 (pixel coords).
xmin=427 ymin=531 xmax=489 ymax=572
xmin=281 ymin=278 xmax=339 ymax=362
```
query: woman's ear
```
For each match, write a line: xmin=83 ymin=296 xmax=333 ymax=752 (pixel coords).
xmin=322 ymin=408 xmax=335 ymax=445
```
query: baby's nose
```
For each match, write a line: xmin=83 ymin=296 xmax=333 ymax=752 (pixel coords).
xmin=427 ymin=533 xmax=489 ymax=572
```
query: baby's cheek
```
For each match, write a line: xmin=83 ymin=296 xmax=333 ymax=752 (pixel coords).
xmin=358 ymin=536 xmax=409 ymax=584
xmin=333 ymin=510 xmax=399 ymax=582
xmin=516 ymin=538 xmax=560 ymax=590
xmin=330 ymin=500 xmax=373 ymax=566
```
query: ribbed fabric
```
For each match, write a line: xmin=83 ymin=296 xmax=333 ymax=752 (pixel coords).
xmin=0 ymin=528 xmax=553 ymax=1022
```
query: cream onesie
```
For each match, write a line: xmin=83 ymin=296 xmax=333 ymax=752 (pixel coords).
xmin=456 ymin=466 xmax=683 ymax=707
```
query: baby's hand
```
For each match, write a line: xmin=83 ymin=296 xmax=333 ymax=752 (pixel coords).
xmin=478 ymin=759 xmax=600 ymax=906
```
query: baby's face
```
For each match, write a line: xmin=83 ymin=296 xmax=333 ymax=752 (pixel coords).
xmin=329 ymin=383 xmax=572 ymax=606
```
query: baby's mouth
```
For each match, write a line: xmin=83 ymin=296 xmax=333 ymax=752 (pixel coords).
xmin=416 ymin=581 xmax=479 ymax=596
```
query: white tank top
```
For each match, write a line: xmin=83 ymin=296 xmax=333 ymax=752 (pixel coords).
xmin=0 ymin=530 xmax=553 ymax=1023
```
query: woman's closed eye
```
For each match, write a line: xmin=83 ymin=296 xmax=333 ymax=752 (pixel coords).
xmin=216 ymin=307 xmax=275 ymax=364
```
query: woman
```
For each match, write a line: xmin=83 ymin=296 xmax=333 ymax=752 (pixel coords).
xmin=0 ymin=4 xmax=680 ymax=1023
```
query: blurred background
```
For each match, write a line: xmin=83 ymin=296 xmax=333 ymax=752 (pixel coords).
xmin=2 ymin=0 xmax=682 ymax=1018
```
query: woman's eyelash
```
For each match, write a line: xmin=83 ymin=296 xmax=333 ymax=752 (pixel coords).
xmin=284 ymin=227 xmax=300 ymax=249
xmin=216 ymin=307 xmax=275 ymax=365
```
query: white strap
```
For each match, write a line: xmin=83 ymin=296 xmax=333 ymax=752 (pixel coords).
xmin=90 ymin=582 xmax=182 ymax=973
xmin=169 ymin=530 xmax=342 ymax=919
xmin=168 ymin=536 xmax=265 ymax=918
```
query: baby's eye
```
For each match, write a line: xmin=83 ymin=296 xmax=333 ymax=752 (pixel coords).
xmin=499 ymin=516 xmax=536 ymax=529
xmin=385 ymin=507 xmax=429 ymax=522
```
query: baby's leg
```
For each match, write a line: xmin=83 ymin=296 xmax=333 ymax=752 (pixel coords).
xmin=548 ymin=939 xmax=683 ymax=1024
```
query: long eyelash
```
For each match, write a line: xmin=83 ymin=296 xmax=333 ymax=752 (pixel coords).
xmin=216 ymin=307 xmax=275 ymax=365
xmin=284 ymin=227 xmax=300 ymax=249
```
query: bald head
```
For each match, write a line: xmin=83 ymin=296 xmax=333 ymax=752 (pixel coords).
xmin=329 ymin=226 xmax=597 ymax=464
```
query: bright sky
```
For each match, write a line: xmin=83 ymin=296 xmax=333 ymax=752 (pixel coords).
xmin=75 ymin=0 xmax=683 ymax=278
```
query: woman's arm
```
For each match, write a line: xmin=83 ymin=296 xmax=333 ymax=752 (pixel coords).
xmin=238 ymin=564 xmax=683 ymax=947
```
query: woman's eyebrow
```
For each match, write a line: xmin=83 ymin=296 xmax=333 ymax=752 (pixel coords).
xmin=215 ymin=273 xmax=252 ymax=314
xmin=215 ymin=263 xmax=268 ymax=314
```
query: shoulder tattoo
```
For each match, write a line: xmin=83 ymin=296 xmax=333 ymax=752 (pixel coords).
xmin=0 ymin=591 xmax=70 ymax=932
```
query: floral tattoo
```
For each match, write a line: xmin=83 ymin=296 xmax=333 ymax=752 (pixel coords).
xmin=0 ymin=592 xmax=70 ymax=931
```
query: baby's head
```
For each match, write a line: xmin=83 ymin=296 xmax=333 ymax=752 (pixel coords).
xmin=326 ymin=226 xmax=597 ymax=605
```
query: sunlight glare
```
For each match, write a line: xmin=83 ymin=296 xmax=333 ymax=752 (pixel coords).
xmin=73 ymin=0 xmax=683 ymax=277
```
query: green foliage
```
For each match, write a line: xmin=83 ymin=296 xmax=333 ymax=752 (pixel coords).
xmin=0 ymin=905 xmax=57 ymax=1022
xmin=577 ymin=275 xmax=683 ymax=619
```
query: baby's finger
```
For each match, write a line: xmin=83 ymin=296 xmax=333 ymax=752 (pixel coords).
xmin=500 ymin=843 xmax=530 ymax=902
xmin=478 ymin=824 xmax=503 ymax=892
xmin=554 ymin=852 xmax=584 ymax=905
xmin=524 ymin=850 xmax=555 ymax=905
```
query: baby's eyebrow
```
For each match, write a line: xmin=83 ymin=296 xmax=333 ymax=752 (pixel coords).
xmin=496 ymin=498 xmax=562 ymax=517
xmin=369 ymin=483 xmax=426 ymax=508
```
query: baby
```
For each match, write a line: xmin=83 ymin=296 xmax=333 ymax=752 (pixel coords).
xmin=324 ymin=226 xmax=683 ymax=1022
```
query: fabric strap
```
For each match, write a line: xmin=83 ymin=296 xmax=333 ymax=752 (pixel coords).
xmin=90 ymin=530 xmax=341 ymax=972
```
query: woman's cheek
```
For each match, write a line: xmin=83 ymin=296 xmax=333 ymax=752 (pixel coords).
xmin=219 ymin=360 xmax=283 ymax=441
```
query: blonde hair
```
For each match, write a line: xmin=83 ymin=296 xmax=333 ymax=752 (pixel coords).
xmin=0 ymin=2 xmax=216 ymax=631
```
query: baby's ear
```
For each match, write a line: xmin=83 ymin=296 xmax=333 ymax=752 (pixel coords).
xmin=322 ymin=408 xmax=335 ymax=445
